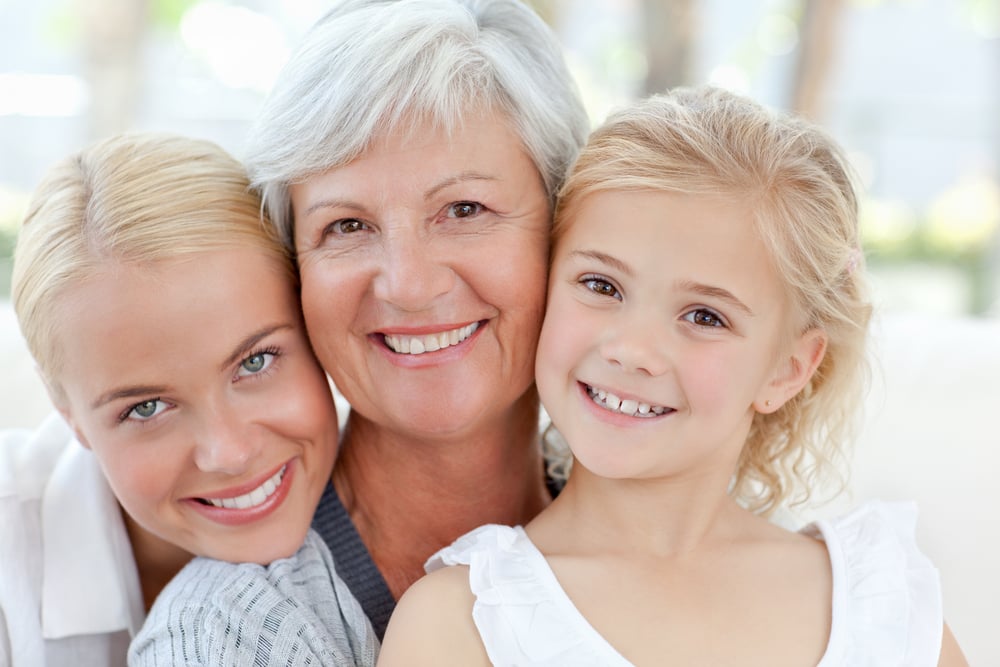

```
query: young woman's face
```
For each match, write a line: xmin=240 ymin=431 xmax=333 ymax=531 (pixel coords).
xmin=536 ymin=190 xmax=809 ymax=482
xmin=53 ymin=246 xmax=338 ymax=564
xmin=289 ymin=113 xmax=551 ymax=440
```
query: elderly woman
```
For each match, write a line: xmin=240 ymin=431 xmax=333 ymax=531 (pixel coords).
xmin=244 ymin=0 xmax=589 ymax=637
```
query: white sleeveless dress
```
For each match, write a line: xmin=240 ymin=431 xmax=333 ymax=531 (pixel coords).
xmin=426 ymin=501 xmax=942 ymax=666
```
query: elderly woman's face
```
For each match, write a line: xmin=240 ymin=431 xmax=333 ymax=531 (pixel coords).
xmin=290 ymin=114 xmax=550 ymax=438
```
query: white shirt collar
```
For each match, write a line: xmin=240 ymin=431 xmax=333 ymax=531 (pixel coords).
xmin=41 ymin=441 xmax=145 ymax=639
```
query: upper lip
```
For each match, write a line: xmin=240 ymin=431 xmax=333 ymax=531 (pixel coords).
xmin=191 ymin=460 xmax=289 ymax=500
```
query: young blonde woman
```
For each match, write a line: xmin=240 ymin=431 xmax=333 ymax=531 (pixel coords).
xmin=2 ymin=133 xmax=376 ymax=666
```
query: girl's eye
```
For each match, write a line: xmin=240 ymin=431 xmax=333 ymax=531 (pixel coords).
xmin=126 ymin=399 xmax=167 ymax=421
xmin=447 ymin=202 xmax=482 ymax=219
xmin=684 ymin=308 xmax=726 ymax=328
xmin=582 ymin=275 xmax=622 ymax=300
xmin=238 ymin=352 xmax=276 ymax=377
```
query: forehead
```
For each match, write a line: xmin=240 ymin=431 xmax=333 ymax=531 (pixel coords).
xmin=51 ymin=248 xmax=297 ymax=384
xmin=557 ymin=189 xmax=787 ymax=297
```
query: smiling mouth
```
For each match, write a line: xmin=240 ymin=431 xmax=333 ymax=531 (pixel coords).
xmin=586 ymin=384 xmax=672 ymax=418
xmin=383 ymin=322 xmax=480 ymax=355
xmin=196 ymin=465 xmax=286 ymax=509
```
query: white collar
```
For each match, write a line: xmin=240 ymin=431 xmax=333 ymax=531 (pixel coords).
xmin=41 ymin=441 xmax=145 ymax=639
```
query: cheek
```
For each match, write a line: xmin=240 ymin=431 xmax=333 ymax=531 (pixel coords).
xmin=90 ymin=438 xmax=178 ymax=516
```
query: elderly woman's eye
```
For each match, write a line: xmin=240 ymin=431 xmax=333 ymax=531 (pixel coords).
xmin=329 ymin=219 xmax=367 ymax=234
xmin=447 ymin=202 xmax=482 ymax=218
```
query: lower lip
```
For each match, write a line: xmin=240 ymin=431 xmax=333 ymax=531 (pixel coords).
xmin=578 ymin=382 xmax=671 ymax=426
xmin=374 ymin=321 xmax=485 ymax=368
xmin=184 ymin=460 xmax=296 ymax=527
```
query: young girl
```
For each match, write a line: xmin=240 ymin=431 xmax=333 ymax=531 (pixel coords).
xmin=377 ymin=87 xmax=968 ymax=665
xmin=2 ymin=133 xmax=376 ymax=665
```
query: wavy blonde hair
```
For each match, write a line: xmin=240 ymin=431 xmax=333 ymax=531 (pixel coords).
xmin=12 ymin=132 xmax=292 ymax=398
xmin=553 ymin=87 xmax=872 ymax=514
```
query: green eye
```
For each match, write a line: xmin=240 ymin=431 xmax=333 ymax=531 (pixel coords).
xmin=242 ymin=354 xmax=267 ymax=373
xmin=133 ymin=400 xmax=158 ymax=418
xmin=125 ymin=399 xmax=166 ymax=421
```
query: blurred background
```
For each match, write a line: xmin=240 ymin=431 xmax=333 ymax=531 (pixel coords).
xmin=1 ymin=0 xmax=999 ymax=315
xmin=1 ymin=0 xmax=998 ymax=661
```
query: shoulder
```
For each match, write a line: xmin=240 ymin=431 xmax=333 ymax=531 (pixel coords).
xmin=131 ymin=532 xmax=376 ymax=667
xmin=379 ymin=565 xmax=487 ymax=667
xmin=806 ymin=500 xmax=944 ymax=663
xmin=0 ymin=413 xmax=76 ymax=498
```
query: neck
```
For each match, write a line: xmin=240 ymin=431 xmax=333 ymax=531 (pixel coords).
xmin=533 ymin=461 xmax=754 ymax=558
xmin=333 ymin=388 xmax=550 ymax=598
xmin=122 ymin=510 xmax=193 ymax=611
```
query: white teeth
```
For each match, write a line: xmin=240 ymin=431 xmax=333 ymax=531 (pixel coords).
xmin=384 ymin=322 xmax=480 ymax=355
xmin=587 ymin=386 xmax=669 ymax=418
xmin=205 ymin=465 xmax=285 ymax=509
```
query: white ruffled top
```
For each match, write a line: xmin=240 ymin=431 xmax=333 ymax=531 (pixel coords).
xmin=426 ymin=500 xmax=942 ymax=666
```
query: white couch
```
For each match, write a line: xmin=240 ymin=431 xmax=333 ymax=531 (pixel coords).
xmin=1 ymin=302 xmax=996 ymax=663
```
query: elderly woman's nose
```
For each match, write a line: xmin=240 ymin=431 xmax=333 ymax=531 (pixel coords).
xmin=373 ymin=236 xmax=456 ymax=311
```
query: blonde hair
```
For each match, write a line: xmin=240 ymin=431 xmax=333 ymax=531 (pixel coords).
xmin=555 ymin=87 xmax=872 ymax=514
xmin=12 ymin=132 xmax=292 ymax=395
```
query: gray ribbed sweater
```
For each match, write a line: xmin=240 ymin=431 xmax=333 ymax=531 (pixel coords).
xmin=128 ymin=530 xmax=379 ymax=666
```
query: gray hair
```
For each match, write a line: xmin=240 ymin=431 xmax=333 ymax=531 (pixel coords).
xmin=243 ymin=0 xmax=589 ymax=249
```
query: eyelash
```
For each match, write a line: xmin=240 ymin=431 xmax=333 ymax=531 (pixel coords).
xmin=234 ymin=346 xmax=282 ymax=381
xmin=115 ymin=346 xmax=284 ymax=424
xmin=580 ymin=274 xmax=622 ymax=300
xmin=683 ymin=308 xmax=728 ymax=329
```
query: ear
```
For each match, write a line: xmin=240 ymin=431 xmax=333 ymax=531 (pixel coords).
xmin=41 ymin=372 xmax=92 ymax=450
xmin=754 ymin=328 xmax=828 ymax=414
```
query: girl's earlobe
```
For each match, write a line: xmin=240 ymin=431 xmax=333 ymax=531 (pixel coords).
xmin=755 ymin=328 xmax=828 ymax=413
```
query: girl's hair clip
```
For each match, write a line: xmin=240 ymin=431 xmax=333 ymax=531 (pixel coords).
xmin=846 ymin=247 xmax=862 ymax=275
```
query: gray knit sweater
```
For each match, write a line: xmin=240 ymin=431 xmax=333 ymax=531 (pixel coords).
xmin=128 ymin=530 xmax=379 ymax=666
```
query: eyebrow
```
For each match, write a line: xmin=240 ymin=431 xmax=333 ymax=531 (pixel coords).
xmin=678 ymin=280 xmax=755 ymax=318
xmin=302 ymin=172 xmax=498 ymax=218
xmin=90 ymin=323 xmax=293 ymax=410
xmin=424 ymin=172 xmax=497 ymax=201
xmin=567 ymin=249 xmax=634 ymax=277
xmin=219 ymin=323 xmax=293 ymax=371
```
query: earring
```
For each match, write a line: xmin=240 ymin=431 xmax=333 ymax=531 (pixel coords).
xmin=765 ymin=400 xmax=771 ymax=407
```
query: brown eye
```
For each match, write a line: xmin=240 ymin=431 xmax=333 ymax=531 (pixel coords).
xmin=448 ymin=202 xmax=482 ymax=218
xmin=582 ymin=276 xmax=621 ymax=300
xmin=685 ymin=309 xmax=725 ymax=328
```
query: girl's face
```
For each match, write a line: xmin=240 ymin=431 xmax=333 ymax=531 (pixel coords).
xmin=289 ymin=113 xmax=550 ymax=440
xmin=536 ymin=190 xmax=823 ymax=482
xmin=53 ymin=247 xmax=338 ymax=564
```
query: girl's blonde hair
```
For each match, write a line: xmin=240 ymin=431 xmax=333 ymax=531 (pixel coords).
xmin=12 ymin=132 xmax=292 ymax=397
xmin=554 ymin=86 xmax=872 ymax=514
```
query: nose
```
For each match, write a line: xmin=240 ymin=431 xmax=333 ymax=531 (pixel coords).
xmin=373 ymin=226 xmax=455 ymax=312
xmin=599 ymin=313 xmax=671 ymax=377
xmin=192 ymin=405 xmax=260 ymax=475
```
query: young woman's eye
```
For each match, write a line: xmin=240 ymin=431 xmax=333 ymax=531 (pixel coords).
xmin=684 ymin=308 xmax=726 ymax=328
xmin=581 ymin=275 xmax=622 ymax=300
xmin=446 ymin=202 xmax=482 ymax=219
xmin=237 ymin=351 xmax=277 ymax=377
xmin=123 ymin=399 xmax=168 ymax=422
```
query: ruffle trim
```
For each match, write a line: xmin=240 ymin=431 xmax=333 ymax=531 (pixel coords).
xmin=807 ymin=500 xmax=942 ymax=666
xmin=427 ymin=524 xmax=628 ymax=666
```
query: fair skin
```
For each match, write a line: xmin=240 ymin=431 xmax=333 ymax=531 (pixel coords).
xmin=289 ymin=112 xmax=552 ymax=596
xmin=379 ymin=190 xmax=968 ymax=665
xmin=52 ymin=246 xmax=339 ymax=607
